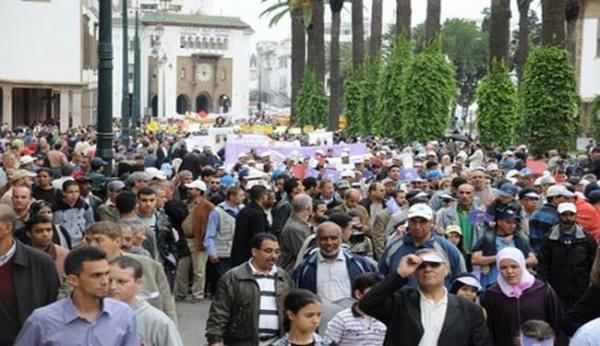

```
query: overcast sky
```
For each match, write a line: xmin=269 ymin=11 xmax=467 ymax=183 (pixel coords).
xmin=210 ymin=0 xmax=542 ymax=48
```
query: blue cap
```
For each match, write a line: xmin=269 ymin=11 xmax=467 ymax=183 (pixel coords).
xmin=520 ymin=168 xmax=533 ymax=176
xmin=272 ymin=168 xmax=285 ymax=181
xmin=220 ymin=174 xmax=237 ymax=187
xmin=426 ymin=170 xmax=442 ymax=181
xmin=498 ymin=183 xmax=519 ymax=198
xmin=238 ymin=168 xmax=249 ymax=179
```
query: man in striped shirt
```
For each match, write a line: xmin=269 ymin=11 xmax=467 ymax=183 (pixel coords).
xmin=206 ymin=233 xmax=294 ymax=346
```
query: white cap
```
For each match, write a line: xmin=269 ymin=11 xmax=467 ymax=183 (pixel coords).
xmin=237 ymin=152 xmax=247 ymax=159
xmin=185 ymin=180 xmax=207 ymax=192
xmin=427 ymin=151 xmax=437 ymax=157
xmin=20 ymin=155 xmax=35 ymax=165
xmin=315 ymin=149 xmax=325 ymax=156
xmin=407 ymin=203 xmax=433 ymax=220
xmin=507 ymin=169 xmax=521 ymax=179
xmin=546 ymin=185 xmax=574 ymax=198
xmin=341 ymin=152 xmax=349 ymax=158
xmin=145 ymin=167 xmax=166 ymax=180
xmin=418 ymin=250 xmax=446 ymax=264
xmin=341 ymin=170 xmax=354 ymax=178
xmin=455 ymin=276 xmax=482 ymax=290
xmin=260 ymin=151 xmax=271 ymax=158
xmin=540 ymin=176 xmax=556 ymax=185
xmin=557 ymin=202 xmax=577 ymax=214
xmin=486 ymin=163 xmax=499 ymax=171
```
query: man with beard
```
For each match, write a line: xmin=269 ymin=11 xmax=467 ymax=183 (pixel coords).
xmin=537 ymin=203 xmax=597 ymax=310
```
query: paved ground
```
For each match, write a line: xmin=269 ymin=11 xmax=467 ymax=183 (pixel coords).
xmin=177 ymin=300 xmax=211 ymax=346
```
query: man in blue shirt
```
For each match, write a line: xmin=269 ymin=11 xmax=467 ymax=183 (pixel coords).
xmin=15 ymin=246 xmax=138 ymax=346
xmin=379 ymin=203 xmax=466 ymax=288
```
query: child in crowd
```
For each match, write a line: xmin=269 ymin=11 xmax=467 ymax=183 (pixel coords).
xmin=325 ymin=273 xmax=387 ymax=346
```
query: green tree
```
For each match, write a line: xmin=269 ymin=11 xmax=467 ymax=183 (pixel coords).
xmin=476 ymin=60 xmax=518 ymax=147
xmin=520 ymin=47 xmax=578 ymax=156
xmin=400 ymin=39 xmax=456 ymax=142
xmin=295 ymin=69 xmax=329 ymax=128
xmin=375 ymin=36 xmax=412 ymax=139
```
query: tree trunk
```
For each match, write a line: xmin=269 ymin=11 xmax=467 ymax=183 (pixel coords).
xmin=291 ymin=9 xmax=306 ymax=120
xmin=542 ymin=0 xmax=566 ymax=47
xmin=329 ymin=9 xmax=342 ymax=130
xmin=352 ymin=0 xmax=365 ymax=68
xmin=370 ymin=0 xmax=383 ymax=60
xmin=565 ymin=0 xmax=581 ymax=65
xmin=307 ymin=0 xmax=325 ymax=85
xmin=516 ymin=0 xmax=531 ymax=81
xmin=396 ymin=0 xmax=412 ymax=39
xmin=489 ymin=0 xmax=512 ymax=65
xmin=425 ymin=0 xmax=441 ymax=43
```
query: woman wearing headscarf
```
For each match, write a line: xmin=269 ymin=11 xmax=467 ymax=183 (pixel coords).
xmin=480 ymin=247 xmax=563 ymax=346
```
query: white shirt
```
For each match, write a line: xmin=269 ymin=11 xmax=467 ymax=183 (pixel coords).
xmin=0 ymin=240 xmax=16 ymax=267
xmin=316 ymin=250 xmax=352 ymax=303
xmin=418 ymin=289 xmax=448 ymax=346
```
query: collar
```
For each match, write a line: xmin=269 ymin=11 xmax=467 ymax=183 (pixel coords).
xmin=63 ymin=296 xmax=112 ymax=324
xmin=0 ymin=240 xmax=16 ymax=266
xmin=318 ymin=249 xmax=345 ymax=263
xmin=418 ymin=288 xmax=448 ymax=306
xmin=248 ymin=259 xmax=277 ymax=277
xmin=220 ymin=202 xmax=241 ymax=212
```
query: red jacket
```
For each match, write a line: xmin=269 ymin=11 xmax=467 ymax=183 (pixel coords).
xmin=575 ymin=197 xmax=600 ymax=243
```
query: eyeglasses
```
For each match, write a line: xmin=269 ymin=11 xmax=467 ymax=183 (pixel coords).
xmin=417 ymin=261 xmax=442 ymax=270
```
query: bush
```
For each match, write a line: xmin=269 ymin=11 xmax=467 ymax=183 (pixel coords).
xmin=399 ymin=39 xmax=456 ymax=142
xmin=343 ymin=58 xmax=382 ymax=135
xmin=519 ymin=47 xmax=579 ymax=156
xmin=295 ymin=69 xmax=329 ymax=128
xmin=475 ymin=60 xmax=518 ymax=148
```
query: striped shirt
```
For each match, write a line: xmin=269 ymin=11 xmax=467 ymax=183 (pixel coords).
xmin=325 ymin=305 xmax=386 ymax=346
xmin=249 ymin=261 xmax=279 ymax=337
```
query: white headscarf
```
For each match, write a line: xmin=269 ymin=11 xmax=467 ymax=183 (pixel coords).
xmin=496 ymin=247 xmax=535 ymax=298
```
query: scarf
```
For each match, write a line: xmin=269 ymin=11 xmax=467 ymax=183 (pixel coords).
xmin=495 ymin=247 xmax=535 ymax=298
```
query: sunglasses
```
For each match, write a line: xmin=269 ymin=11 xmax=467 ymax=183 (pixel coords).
xmin=418 ymin=261 xmax=443 ymax=270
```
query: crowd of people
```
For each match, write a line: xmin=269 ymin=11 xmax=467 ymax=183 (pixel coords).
xmin=1 ymin=122 xmax=600 ymax=345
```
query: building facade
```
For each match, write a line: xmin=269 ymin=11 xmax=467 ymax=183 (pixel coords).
xmin=252 ymin=40 xmax=292 ymax=109
xmin=576 ymin=0 xmax=600 ymax=135
xmin=112 ymin=6 xmax=252 ymax=119
xmin=0 ymin=0 xmax=99 ymax=130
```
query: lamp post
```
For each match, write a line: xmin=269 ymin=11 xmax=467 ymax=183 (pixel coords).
xmin=97 ymin=0 xmax=114 ymax=175
xmin=121 ymin=0 xmax=130 ymax=146
xmin=132 ymin=2 xmax=141 ymax=136
xmin=160 ymin=53 xmax=168 ymax=118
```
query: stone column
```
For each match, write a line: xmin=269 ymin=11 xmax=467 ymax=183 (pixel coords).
xmin=2 ymin=85 xmax=12 ymax=130
xmin=59 ymin=89 xmax=70 ymax=131
xmin=72 ymin=90 xmax=82 ymax=128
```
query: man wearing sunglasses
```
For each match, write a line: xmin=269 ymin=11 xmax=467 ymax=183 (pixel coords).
xmin=359 ymin=249 xmax=491 ymax=346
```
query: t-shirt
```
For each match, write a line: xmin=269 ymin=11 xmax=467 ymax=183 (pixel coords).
xmin=457 ymin=209 xmax=473 ymax=254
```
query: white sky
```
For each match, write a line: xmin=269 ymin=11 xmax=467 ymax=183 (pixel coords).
xmin=211 ymin=0 xmax=542 ymax=49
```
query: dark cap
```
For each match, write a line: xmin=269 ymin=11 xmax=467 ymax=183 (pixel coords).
xmin=91 ymin=157 xmax=108 ymax=168
xmin=496 ymin=209 xmax=519 ymax=221
xmin=588 ymin=190 xmax=600 ymax=204
xmin=498 ymin=183 xmax=519 ymax=198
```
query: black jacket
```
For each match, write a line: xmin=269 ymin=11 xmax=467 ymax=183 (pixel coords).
xmin=537 ymin=224 xmax=597 ymax=309
xmin=231 ymin=202 xmax=271 ymax=266
xmin=563 ymin=284 xmax=600 ymax=336
xmin=3 ymin=240 xmax=59 ymax=345
xmin=359 ymin=272 xmax=492 ymax=346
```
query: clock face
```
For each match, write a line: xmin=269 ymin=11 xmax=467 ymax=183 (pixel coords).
xmin=196 ymin=63 xmax=212 ymax=82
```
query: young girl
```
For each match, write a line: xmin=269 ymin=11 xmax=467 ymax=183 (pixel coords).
xmin=449 ymin=273 xmax=482 ymax=303
xmin=272 ymin=289 xmax=333 ymax=346
xmin=517 ymin=320 xmax=554 ymax=346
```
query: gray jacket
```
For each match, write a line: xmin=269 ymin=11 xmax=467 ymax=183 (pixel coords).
xmin=278 ymin=215 xmax=313 ymax=273
xmin=206 ymin=262 xmax=294 ymax=346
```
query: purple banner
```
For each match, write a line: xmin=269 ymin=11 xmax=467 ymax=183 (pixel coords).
xmin=225 ymin=142 xmax=369 ymax=166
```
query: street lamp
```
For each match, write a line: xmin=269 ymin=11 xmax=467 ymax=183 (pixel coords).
xmin=97 ymin=0 xmax=113 ymax=175
xmin=160 ymin=53 xmax=168 ymax=118
xmin=131 ymin=0 xmax=141 ymax=137
xmin=121 ymin=0 xmax=130 ymax=146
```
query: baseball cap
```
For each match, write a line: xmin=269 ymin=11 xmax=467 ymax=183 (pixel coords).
xmin=557 ymin=202 xmax=577 ymax=214
xmin=145 ymin=167 xmax=167 ymax=180
xmin=185 ymin=180 xmax=207 ymax=192
xmin=445 ymin=225 xmax=462 ymax=236
xmin=520 ymin=168 xmax=533 ymax=176
xmin=546 ymin=185 xmax=575 ymax=198
xmin=336 ymin=179 xmax=351 ymax=190
xmin=220 ymin=174 xmax=237 ymax=188
xmin=496 ymin=209 xmax=519 ymax=221
xmin=107 ymin=180 xmax=126 ymax=191
xmin=439 ymin=192 xmax=456 ymax=201
xmin=453 ymin=273 xmax=482 ymax=291
xmin=417 ymin=249 xmax=446 ymax=264
xmin=587 ymin=190 xmax=600 ymax=204
xmin=486 ymin=163 xmax=499 ymax=172
xmin=498 ymin=183 xmax=519 ymax=198
xmin=518 ymin=188 xmax=540 ymax=200
xmin=76 ymin=176 xmax=92 ymax=183
xmin=426 ymin=170 xmax=442 ymax=181
xmin=20 ymin=155 xmax=34 ymax=165
xmin=539 ymin=176 xmax=556 ymax=186
xmin=91 ymin=157 xmax=108 ymax=168
xmin=407 ymin=203 xmax=433 ymax=220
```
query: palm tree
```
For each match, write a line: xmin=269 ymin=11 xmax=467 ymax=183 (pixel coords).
xmin=329 ymin=0 xmax=344 ymax=130
xmin=352 ymin=0 xmax=365 ymax=68
xmin=566 ymin=0 xmax=582 ymax=65
xmin=307 ymin=0 xmax=325 ymax=85
xmin=425 ymin=0 xmax=441 ymax=43
xmin=541 ymin=0 xmax=566 ymax=47
xmin=489 ymin=0 xmax=511 ymax=64
xmin=396 ymin=0 xmax=411 ymax=39
xmin=515 ymin=0 xmax=532 ymax=81
xmin=370 ymin=0 xmax=383 ymax=60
